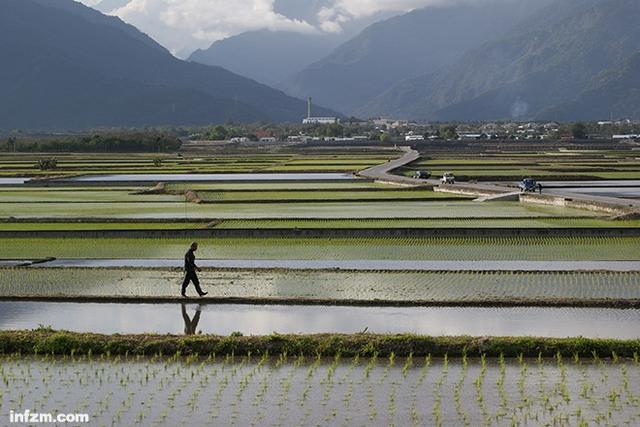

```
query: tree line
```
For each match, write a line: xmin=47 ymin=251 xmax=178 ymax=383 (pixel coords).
xmin=1 ymin=133 xmax=181 ymax=153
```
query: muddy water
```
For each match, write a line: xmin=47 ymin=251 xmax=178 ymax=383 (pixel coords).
xmin=1 ymin=302 xmax=639 ymax=338
xmin=34 ymin=258 xmax=640 ymax=271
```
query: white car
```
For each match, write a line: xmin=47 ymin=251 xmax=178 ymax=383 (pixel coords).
xmin=441 ymin=172 xmax=455 ymax=184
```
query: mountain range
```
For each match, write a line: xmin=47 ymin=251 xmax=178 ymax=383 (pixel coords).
xmin=279 ymin=0 xmax=554 ymax=115
xmin=0 ymin=0 xmax=333 ymax=130
xmin=357 ymin=0 xmax=640 ymax=121
xmin=1 ymin=0 xmax=638 ymax=130
xmin=188 ymin=12 xmax=393 ymax=86
xmin=188 ymin=30 xmax=346 ymax=87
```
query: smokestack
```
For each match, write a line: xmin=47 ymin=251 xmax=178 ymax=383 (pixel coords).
xmin=307 ymin=97 xmax=312 ymax=119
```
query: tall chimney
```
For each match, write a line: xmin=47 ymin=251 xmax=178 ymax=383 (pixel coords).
xmin=307 ymin=97 xmax=312 ymax=119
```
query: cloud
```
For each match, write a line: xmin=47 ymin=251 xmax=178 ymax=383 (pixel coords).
xmin=77 ymin=0 xmax=475 ymax=56
xmin=105 ymin=0 xmax=316 ymax=56
xmin=317 ymin=0 xmax=457 ymax=32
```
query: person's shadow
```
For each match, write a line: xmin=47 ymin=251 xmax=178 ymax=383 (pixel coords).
xmin=181 ymin=303 xmax=202 ymax=335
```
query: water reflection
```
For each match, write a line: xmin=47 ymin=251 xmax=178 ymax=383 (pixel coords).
xmin=181 ymin=303 xmax=201 ymax=335
xmin=1 ymin=302 xmax=639 ymax=339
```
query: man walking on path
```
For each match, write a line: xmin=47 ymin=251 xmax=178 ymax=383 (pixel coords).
xmin=182 ymin=242 xmax=208 ymax=297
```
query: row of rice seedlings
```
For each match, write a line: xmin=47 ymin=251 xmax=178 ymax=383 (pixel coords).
xmin=1 ymin=352 xmax=640 ymax=425
xmin=3 ymin=267 xmax=640 ymax=303
xmin=5 ymin=235 xmax=638 ymax=261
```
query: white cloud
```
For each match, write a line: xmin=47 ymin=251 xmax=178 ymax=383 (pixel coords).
xmin=77 ymin=0 xmax=473 ymax=56
xmin=317 ymin=0 xmax=456 ymax=32
xmin=106 ymin=0 xmax=316 ymax=56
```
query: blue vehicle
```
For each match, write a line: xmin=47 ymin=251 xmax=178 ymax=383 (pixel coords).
xmin=519 ymin=178 xmax=538 ymax=192
xmin=414 ymin=170 xmax=431 ymax=179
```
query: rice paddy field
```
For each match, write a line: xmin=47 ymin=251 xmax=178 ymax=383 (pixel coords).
xmin=2 ymin=268 xmax=640 ymax=303
xmin=2 ymin=235 xmax=639 ymax=260
xmin=0 ymin=152 xmax=397 ymax=176
xmin=402 ymin=148 xmax=640 ymax=181
xmin=1 ymin=353 xmax=640 ymax=426
xmin=0 ymin=200 xmax=607 ymax=219
xmin=1 ymin=144 xmax=640 ymax=425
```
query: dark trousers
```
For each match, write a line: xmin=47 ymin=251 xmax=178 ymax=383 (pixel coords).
xmin=182 ymin=271 xmax=204 ymax=295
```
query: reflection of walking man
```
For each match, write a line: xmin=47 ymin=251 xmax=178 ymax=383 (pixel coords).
xmin=181 ymin=303 xmax=202 ymax=335
xmin=181 ymin=242 xmax=208 ymax=297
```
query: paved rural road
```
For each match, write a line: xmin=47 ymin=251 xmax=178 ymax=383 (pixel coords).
xmin=31 ymin=259 xmax=640 ymax=272
xmin=360 ymin=149 xmax=640 ymax=211
xmin=357 ymin=147 xmax=523 ymax=195
xmin=358 ymin=146 xmax=424 ymax=184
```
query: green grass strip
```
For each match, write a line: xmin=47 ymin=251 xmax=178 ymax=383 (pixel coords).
xmin=1 ymin=330 xmax=639 ymax=358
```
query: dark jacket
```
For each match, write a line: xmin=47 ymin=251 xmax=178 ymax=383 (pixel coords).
xmin=184 ymin=249 xmax=197 ymax=273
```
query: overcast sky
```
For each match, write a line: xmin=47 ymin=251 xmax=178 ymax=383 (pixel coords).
xmin=78 ymin=0 xmax=457 ymax=57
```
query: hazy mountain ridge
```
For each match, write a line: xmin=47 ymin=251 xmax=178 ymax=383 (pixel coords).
xmin=188 ymin=11 xmax=394 ymax=87
xmin=0 ymin=0 xmax=334 ymax=130
xmin=188 ymin=30 xmax=343 ymax=86
xmin=279 ymin=0 xmax=552 ymax=114
xmin=539 ymin=50 xmax=640 ymax=120
xmin=358 ymin=0 xmax=640 ymax=121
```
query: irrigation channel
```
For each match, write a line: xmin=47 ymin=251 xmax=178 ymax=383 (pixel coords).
xmin=2 ymin=302 xmax=640 ymax=339
xmin=29 ymin=258 xmax=640 ymax=271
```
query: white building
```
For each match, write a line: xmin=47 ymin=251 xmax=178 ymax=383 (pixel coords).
xmin=405 ymin=135 xmax=425 ymax=141
xmin=303 ymin=96 xmax=339 ymax=124
xmin=229 ymin=137 xmax=249 ymax=143
xmin=613 ymin=134 xmax=640 ymax=140
xmin=458 ymin=133 xmax=483 ymax=140
xmin=302 ymin=117 xmax=340 ymax=124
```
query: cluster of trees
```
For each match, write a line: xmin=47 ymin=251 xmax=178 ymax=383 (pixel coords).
xmin=206 ymin=125 xmax=237 ymax=141
xmin=571 ymin=123 xmax=587 ymax=139
xmin=37 ymin=158 xmax=58 ymax=170
xmin=1 ymin=133 xmax=181 ymax=153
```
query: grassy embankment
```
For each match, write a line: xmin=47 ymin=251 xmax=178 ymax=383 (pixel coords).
xmin=1 ymin=329 xmax=639 ymax=358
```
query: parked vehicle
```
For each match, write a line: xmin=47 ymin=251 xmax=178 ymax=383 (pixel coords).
xmin=519 ymin=178 xmax=538 ymax=192
xmin=414 ymin=170 xmax=431 ymax=179
xmin=441 ymin=172 xmax=455 ymax=184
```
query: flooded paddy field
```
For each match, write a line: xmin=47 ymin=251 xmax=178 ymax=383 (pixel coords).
xmin=29 ymin=258 xmax=640 ymax=271
xmin=3 ymin=217 xmax=639 ymax=232
xmin=2 ymin=268 xmax=640 ymax=304
xmin=550 ymin=187 xmax=640 ymax=199
xmin=2 ymin=301 xmax=640 ymax=338
xmin=213 ymin=217 xmax=640 ymax=229
xmin=2 ymin=144 xmax=639 ymax=426
xmin=0 ymin=177 xmax=29 ymax=185
xmin=0 ymin=152 xmax=396 ymax=177
xmin=2 ymin=235 xmax=638 ymax=260
xmin=0 ymin=200 xmax=603 ymax=219
xmin=62 ymin=173 xmax=356 ymax=182
xmin=1 ymin=354 xmax=639 ymax=426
